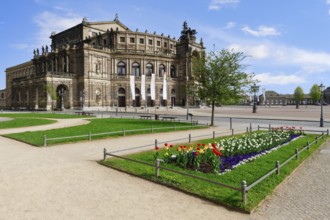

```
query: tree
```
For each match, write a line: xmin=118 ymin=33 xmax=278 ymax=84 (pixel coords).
xmin=293 ymin=86 xmax=304 ymax=109
xmin=192 ymin=49 xmax=255 ymax=126
xmin=309 ymin=84 xmax=321 ymax=104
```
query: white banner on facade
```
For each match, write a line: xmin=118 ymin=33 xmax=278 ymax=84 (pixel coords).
xmin=130 ymin=75 xmax=135 ymax=100
xmin=162 ymin=72 xmax=167 ymax=100
xmin=141 ymin=75 xmax=146 ymax=100
xmin=151 ymin=73 xmax=156 ymax=100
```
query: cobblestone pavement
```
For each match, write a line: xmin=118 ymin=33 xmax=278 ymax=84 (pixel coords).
xmin=250 ymin=140 xmax=330 ymax=220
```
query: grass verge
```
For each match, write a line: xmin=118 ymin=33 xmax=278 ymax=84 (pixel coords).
xmin=100 ymin=133 xmax=328 ymax=212
xmin=3 ymin=118 xmax=206 ymax=146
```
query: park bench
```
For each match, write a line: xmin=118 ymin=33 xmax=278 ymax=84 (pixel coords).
xmin=140 ymin=115 xmax=152 ymax=120
xmin=161 ymin=116 xmax=177 ymax=122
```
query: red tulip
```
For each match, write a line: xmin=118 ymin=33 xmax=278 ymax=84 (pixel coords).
xmin=212 ymin=147 xmax=222 ymax=156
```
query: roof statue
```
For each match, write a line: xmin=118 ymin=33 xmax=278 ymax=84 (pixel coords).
xmin=180 ymin=21 xmax=197 ymax=42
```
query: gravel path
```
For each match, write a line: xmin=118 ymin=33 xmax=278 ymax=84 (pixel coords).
xmin=0 ymin=124 xmax=250 ymax=220
xmin=0 ymin=118 xmax=90 ymax=135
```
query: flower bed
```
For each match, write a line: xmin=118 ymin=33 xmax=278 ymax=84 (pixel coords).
xmin=155 ymin=127 xmax=304 ymax=174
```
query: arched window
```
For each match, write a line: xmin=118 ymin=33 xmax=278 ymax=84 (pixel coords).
xmin=117 ymin=61 xmax=126 ymax=76
xmin=159 ymin=64 xmax=165 ymax=77
xmin=132 ymin=62 xmax=140 ymax=77
xmin=146 ymin=63 xmax=153 ymax=76
xmin=118 ymin=88 xmax=126 ymax=95
xmin=170 ymin=65 xmax=176 ymax=78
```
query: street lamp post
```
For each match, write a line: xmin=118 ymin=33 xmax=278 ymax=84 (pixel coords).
xmin=58 ymin=88 xmax=66 ymax=111
xmin=186 ymin=75 xmax=189 ymax=120
xmin=319 ymin=83 xmax=325 ymax=127
xmin=251 ymin=83 xmax=259 ymax=113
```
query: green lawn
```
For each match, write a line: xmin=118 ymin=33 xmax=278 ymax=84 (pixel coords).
xmin=0 ymin=113 xmax=91 ymax=129
xmin=4 ymin=118 xmax=205 ymax=146
xmin=100 ymin=133 xmax=327 ymax=212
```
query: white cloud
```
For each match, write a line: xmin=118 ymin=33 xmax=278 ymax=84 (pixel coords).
xmin=242 ymin=25 xmax=281 ymax=37
xmin=327 ymin=0 xmax=330 ymax=4
xmin=224 ymin=21 xmax=236 ymax=29
xmin=33 ymin=10 xmax=82 ymax=46
xmin=208 ymin=0 xmax=240 ymax=10
xmin=255 ymin=73 xmax=306 ymax=85
xmin=228 ymin=43 xmax=269 ymax=59
xmin=228 ymin=41 xmax=330 ymax=72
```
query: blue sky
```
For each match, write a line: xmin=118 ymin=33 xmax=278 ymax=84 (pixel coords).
xmin=1 ymin=0 xmax=330 ymax=95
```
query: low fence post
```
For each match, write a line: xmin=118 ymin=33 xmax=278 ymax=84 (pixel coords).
xmin=295 ymin=148 xmax=299 ymax=160
xmin=269 ymin=124 xmax=271 ymax=131
xmin=322 ymin=132 xmax=324 ymax=139
xmin=43 ymin=135 xmax=47 ymax=147
xmin=123 ymin=128 xmax=126 ymax=136
xmin=232 ymin=129 xmax=234 ymax=136
xmin=230 ymin=117 xmax=232 ymax=130
xmin=250 ymin=123 xmax=252 ymax=132
xmin=89 ymin=131 xmax=92 ymax=141
xmin=155 ymin=139 xmax=158 ymax=149
xmin=155 ymin=159 xmax=162 ymax=177
xmin=213 ymin=131 xmax=215 ymax=139
xmin=307 ymin=141 xmax=310 ymax=150
xmin=189 ymin=134 xmax=191 ymax=143
xmin=316 ymin=136 xmax=318 ymax=144
xmin=246 ymin=127 xmax=249 ymax=133
xmin=103 ymin=148 xmax=107 ymax=160
xmin=276 ymin=161 xmax=280 ymax=175
xmin=258 ymin=125 xmax=260 ymax=131
xmin=327 ymin=129 xmax=329 ymax=136
xmin=242 ymin=180 xmax=247 ymax=205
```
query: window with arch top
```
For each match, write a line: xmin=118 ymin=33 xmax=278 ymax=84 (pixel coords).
xmin=117 ymin=61 xmax=126 ymax=76
xmin=170 ymin=65 xmax=176 ymax=78
xmin=159 ymin=64 xmax=165 ymax=77
xmin=132 ymin=62 xmax=140 ymax=77
xmin=146 ymin=63 xmax=153 ymax=76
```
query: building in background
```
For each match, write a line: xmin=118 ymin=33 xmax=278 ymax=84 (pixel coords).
xmin=5 ymin=16 xmax=204 ymax=110
xmin=241 ymin=90 xmax=316 ymax=106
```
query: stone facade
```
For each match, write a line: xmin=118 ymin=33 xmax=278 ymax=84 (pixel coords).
xmin=0 ymin=89 xmax=5 ymax=108
xmin=5 ymin=17 xmax=204 ymax=110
